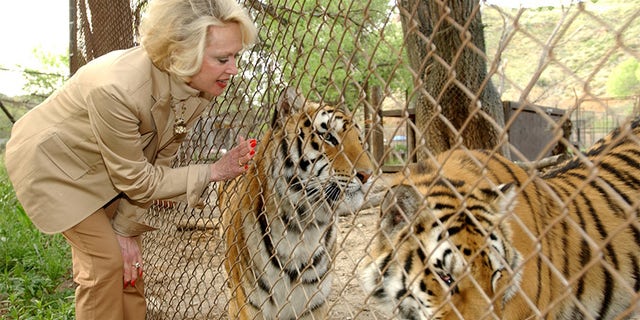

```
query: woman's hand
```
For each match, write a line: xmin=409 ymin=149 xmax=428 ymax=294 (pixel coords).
xmin=116 ymin=234 xmax=143 ymax=287
xmin=209 ymin=136 xmax=256 ymax=182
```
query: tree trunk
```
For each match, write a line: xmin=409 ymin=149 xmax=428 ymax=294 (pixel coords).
xmin=398 ymin=0 xmax=509 ymax=159
xmin=71 ymin=0 xmax=134 ymax=74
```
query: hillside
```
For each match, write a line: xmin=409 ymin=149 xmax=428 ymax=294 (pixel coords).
xmin=482 ymin=0 xmax=640 ymax=111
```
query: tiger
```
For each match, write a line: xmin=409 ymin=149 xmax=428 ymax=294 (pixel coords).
xmin=219 ymin=87 xmax=375 ymax=320
xmin=361 ymin=116 xmax=640 ymax=320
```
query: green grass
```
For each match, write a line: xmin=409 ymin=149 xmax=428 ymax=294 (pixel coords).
xmin=0 ymin=157 xmax=75 ymax=319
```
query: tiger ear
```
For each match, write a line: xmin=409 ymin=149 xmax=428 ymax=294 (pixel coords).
xmin=492 ymin=183 xmax=518 ymax=216
xmin=271 ymin=87 xmax=306 ymax=128
xmin=379 ymin=184 xmax=425 ymax=236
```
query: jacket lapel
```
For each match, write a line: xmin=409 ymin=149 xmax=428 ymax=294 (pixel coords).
xmin=146 ymin=68 xmax=171 ymax=162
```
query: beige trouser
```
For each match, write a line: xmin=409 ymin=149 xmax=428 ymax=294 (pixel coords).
xmin=62 ymin=207 xmax=146 ymax=320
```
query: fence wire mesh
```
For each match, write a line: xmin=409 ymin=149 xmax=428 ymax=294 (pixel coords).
xmin=68 ymin=0 xmax=640 ymax=319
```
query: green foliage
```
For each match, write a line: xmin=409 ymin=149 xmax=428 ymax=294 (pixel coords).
xmin=0 ymin=159 xmax=75 ymax=319
xmin=255 ymin=0 xmax=411 ymax=107
xmin=0 ymin=94 xmax=40 ymax=142
xmin=483 ymin=0 xmax=640 ymax=103
xmin=20 ymin=47 xmax=69 ymax=97
xmin=606 ymin=58 xmax=640 ymax=97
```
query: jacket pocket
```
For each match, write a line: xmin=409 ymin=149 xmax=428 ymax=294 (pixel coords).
xmin=39 ymin=134 xmax=90 ymax=180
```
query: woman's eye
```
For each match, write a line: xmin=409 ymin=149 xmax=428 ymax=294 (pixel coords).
xmin=217 ymin=54 xmax=240 ymax=65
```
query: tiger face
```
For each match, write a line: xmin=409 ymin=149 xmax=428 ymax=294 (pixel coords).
xmin=362 ymin=118 xmax=640 ymax=320
xmin=264 ymin=87 xmax=375 ymax=219
xmin=361 ymin=166 xmax=523 ymax=320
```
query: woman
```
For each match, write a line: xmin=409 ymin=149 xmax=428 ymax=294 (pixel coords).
xmin=4 ymin=0 xmax=257 ymax=318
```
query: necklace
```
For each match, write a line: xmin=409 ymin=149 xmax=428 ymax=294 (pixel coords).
xmin=172 ymin=99 xmax=187 ymax=135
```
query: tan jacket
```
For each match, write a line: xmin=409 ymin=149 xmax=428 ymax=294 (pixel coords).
xmin=5 ymin=47 xmax=212 ymax=236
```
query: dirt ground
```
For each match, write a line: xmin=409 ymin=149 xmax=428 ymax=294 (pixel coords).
xmin=142 ymin=204 xmax=392 ymax=320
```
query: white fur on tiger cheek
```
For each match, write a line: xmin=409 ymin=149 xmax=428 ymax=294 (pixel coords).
xmin=314 ymin=111 xmax=345 ymax=136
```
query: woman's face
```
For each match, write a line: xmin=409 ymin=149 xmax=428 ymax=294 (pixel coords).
xmin=189 ymin=23 xmax=243 ymax=96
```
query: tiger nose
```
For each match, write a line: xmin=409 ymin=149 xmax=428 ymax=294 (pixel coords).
xmin=356 ymin=170 xmax=371 ymax=184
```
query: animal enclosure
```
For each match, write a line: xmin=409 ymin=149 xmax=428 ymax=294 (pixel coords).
xmin=68 ymin=0 xmax=640 ymax=318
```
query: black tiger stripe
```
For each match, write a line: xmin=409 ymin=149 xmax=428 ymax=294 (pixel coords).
xmin=557 ymin=172 xmax=625 ymax=220
xmin=323 ymin=132 xmax=340 ymax=146
xmin=446 ymin=226 xmax=462 ymax=237
xmin=316 ymin=162 xmax=329 ymax=175
xmin=403 ymin=252 xmax=414 ymax=274
xmin=288 ymin=175 xmax=303 ymax=191
xmin=247 ymin=298 xmax=262 ymax=311
xmin=433 ymin=203 xmax=455 ymax=211
xmin=257 ymin=277 xmax=273 ymax=297
xmin=522 ymin=178 xmax=560 ymax=308
xmin=586 ymin=178 xmax=628 ymax=219
xmin=488 ymin=154 xmax=521 ymax=183
xmin=543 ymin=158 xmax=583 ymax=179
xmin=428 ymin=191 xmax=461 ymax=199
xmin=630 ymin=253 xmax=640 ymax=292
xmin=299 ymin=157 xmax=311 ymax=171
xmin=324 ymin=224 xmax=334 ymax=247
xmin=598 ymin=162 xmax=637 ymax=204
xmin=373 ymin=287 xmax=386 ymax=299
xmin=374 ymin=257 xmax=392 ymax=294
xmin=396 ymin=288 xmax=408 ymax=301
xmin=300 ymin=254 xmax=328 ymax=284
xmin=283 ymin=250 xmax=328 ymax=284
xmin=296 ymin=134 xmax=304 ymax=159
xmin=576 ymin=240 xmax=590 ymax=302
xmin=282 ymin=213 xmax=302 ymax=233
xmin=609 ymin=152 xmax=640 ymax=187
xmin=433 ymin=178 xmax=465 ymax=188
xmin=597 ymin=269 xmax=615 ymax=319
xmin=544 ymin=183 xmax=573 ymax=278
xmin=581 ymin=194 xmax=620 ymax=273
xmin=295 ymin=203 xmax=308 ymax=218
xmin=631 ymin=224 xmax=640 ymax=250
xmin=433 ymin=213 xmax=455 ymax=228
xmin=256 ymin=210 xmax=283 ymax=270
xmin=477 ymin=187 xmax=500 ymax=200
xmin=319 ymin=119 xmax=329 ymax=130
xmin=417 ymin=247 xmax=427 ymax=263
xmin=281 ymin=138 xmax=294 ymax=168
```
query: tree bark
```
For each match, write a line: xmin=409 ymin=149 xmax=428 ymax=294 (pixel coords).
xmin=71 ymin=0 xmax=134 ymax=74
xmin=398 ymin=0 xmax=509 ymax=158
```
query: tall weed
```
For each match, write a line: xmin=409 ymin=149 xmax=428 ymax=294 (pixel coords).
xmin=0 ymin=158 xmax=75 ymax=319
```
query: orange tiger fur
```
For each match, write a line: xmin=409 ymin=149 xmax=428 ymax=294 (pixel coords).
xmin=361 ymin=117 xmax=640 ymax=319
xmin=219 ymin=88 xmax=374 ymax=320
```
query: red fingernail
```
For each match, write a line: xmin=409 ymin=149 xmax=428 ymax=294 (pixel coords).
xmin=244 ymin=165 xmax=249 ymax=170
xmin=124 ymin=280 xmax=129 ymax=287
xmin=250 ymin=150 xmax=255 ymax=156
xmin=250 ymin=139 xmax=257 ymax=148
xmin=131 ymin=280 xmax=136 ymax=287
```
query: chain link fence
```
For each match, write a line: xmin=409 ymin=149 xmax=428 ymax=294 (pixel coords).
xmin=65 ymin=0 xmax=640 ymax=319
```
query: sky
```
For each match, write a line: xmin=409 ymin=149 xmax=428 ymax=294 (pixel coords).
xmin=0 ymin=0 xmax=578 ymax=96
xmin=0 ymin=0 xmax=69 ymax=96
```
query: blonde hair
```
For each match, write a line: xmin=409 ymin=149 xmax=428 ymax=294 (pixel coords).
xmin=140 ymin=0 xmax=257 ymax=80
